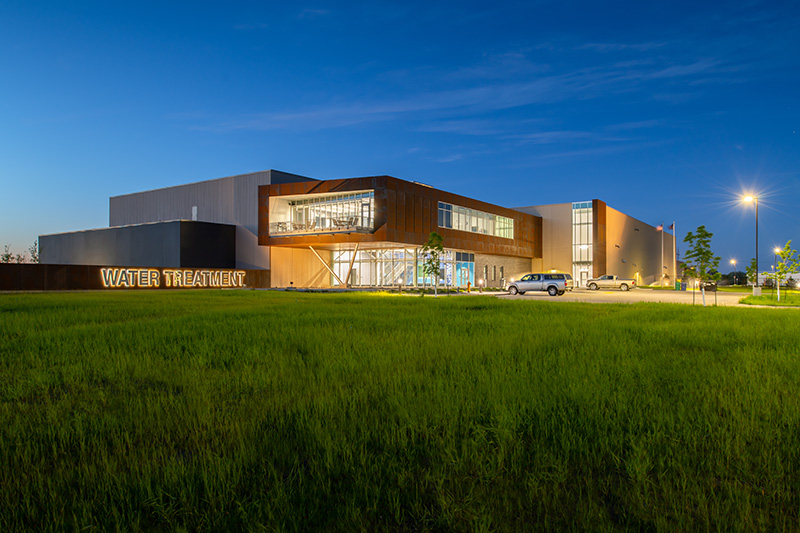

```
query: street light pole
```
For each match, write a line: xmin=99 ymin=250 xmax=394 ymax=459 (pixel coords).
xmin=730 ymin=259 xmax=737 ymax=285
xmin=743 ymin=195 xmax=759 ymax=286
xmin=774 ymin=247 xmax=781 ymax=302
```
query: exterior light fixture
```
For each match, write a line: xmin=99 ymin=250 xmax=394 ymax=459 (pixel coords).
xmin=742 ymin=194 xmax=759 ymax=286
xmin=730 ymin=259 xmax=737 ymax=285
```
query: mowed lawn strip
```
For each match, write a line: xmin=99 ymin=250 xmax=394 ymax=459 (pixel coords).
xmin=1 ymin=291 xmax=799 ymax=531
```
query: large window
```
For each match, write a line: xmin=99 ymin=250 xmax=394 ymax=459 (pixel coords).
xmin=572 ymin=201 xmax=593 ymax=286
xmin=270 ymin=191 xmax=374 ymax=235
xmin=330 ymin=247 xmax=474 ymax=287
xmin=437 ymin=202 xmax=514 ymax=239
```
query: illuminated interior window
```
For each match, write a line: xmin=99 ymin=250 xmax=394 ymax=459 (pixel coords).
xmin=572 ymin=201 xmax=593 ymax=286
xmin=330 ymin=247 xmax=474 ymax=287
xmin=269 ymin=190 xmax=375 ymax=235
xmin=437 ymin=202 xmax=514 ymax=239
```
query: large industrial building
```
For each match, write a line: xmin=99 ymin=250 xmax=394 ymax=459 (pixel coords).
xmin=39 ymin=169 xmax=676 ymax=289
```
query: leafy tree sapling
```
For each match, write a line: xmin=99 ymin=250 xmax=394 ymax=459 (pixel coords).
xmin=763 ymin=241 xmax=799 ymax=302
xmin=421 ymin=232 xmax=444 ymax=297
xmin=683 ymin=225 xmax=721 ymax=306
xmin=28 ymin=240 xmax=39 ymax=264
xmin=745 ymin=258 xmax=759 ymax=286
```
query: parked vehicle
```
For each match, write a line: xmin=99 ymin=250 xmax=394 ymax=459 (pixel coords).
xmin=586 ymin=274 xmax=635 ymax=291
xmin=507 ymin=273 xmax=573 ymax=296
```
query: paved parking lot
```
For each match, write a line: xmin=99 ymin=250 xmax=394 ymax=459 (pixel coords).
xmin=497 ymin=288 xmax=748 ymax=306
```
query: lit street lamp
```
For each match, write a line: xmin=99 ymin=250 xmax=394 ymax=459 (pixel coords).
xmin=730 ymin=259 xmax=737 ymax=285
xmin=742 ymin=195 xmax=758 ymax=286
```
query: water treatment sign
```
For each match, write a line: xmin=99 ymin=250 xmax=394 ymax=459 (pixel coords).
xmin=100 ymin=268 xmax=246 ymax=289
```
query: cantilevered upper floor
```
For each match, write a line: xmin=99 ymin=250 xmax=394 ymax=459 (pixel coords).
xmin=259 ymin=175 xmax=542 ymax=259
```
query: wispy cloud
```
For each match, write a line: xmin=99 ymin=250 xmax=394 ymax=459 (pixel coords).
xmin=512 ymin=141 xmax=671 ymax=167
xmin=508 ymin=130 xmax=594 ymax=145
xmin=436 ymin=154 xmax=463 ymax=163
xmin=577 ymin=41 xmax=667 ymax=52
xmin=298 ymin=8 xmax=330 ymax=19
xmin=192 ymin=41 xmax=754 ymax=134
xmin=606 ymin=119 xmax=665 ymax=131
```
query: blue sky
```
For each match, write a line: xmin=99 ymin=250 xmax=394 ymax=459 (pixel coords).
xmin=2 ymin=0 xmax=798 ymax=271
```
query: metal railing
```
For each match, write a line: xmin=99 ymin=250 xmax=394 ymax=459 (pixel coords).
xmin=269 ymin=217 xmax=373 ymax=236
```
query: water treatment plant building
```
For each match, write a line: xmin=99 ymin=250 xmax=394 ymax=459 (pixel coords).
xmin=39 ymin=169 xmax=677 ymax=289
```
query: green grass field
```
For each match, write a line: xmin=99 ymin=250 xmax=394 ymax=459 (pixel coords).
xmin=2 ymin=291 xmax=799 ymax=531
xmin=741 ymin=292 xmax=800 ymax=307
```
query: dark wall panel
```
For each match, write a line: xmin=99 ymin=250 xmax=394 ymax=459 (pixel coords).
xmin=180 ymin=221 xmax=236 ymax=268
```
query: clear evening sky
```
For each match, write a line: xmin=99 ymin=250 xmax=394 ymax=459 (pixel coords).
xmin=2 ymin=1 xmax=798 ymax=272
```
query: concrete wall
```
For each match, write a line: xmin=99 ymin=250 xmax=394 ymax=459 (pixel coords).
xmin=110 ymin=170 xmax=313 ymax=270
xmin=270 ymin=247 xmax=333 ymax=288
xmin=604 ymin=206 xmax=676 ymax=285
xmin=514 ymin=203 xmax=572 ymax=272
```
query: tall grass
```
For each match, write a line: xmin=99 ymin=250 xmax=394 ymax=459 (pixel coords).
xmin=1 ymin=291 xmax=799 ymax=531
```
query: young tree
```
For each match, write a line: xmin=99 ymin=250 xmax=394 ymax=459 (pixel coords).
xmin=683 ymin=226 xmax=720 ymax=306
xmin=745 ymin=258 xmax=759 ymax=286
xmin=421 ymin=231 xmax=444 ymax=297
xmin=1 ymin=245 xmax=12 ymax=263
xmin=28 ymin=240 xmax=40 ymax=264
xmin=14 ymin=253 xmax=25 ymax=264
xmin=682 ymin=226 xmax=721 ymax=282
xmin=764 ymin=240 xmax=799 ymax=302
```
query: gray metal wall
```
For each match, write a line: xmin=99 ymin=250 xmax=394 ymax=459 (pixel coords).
xmin=41 ymin=221 xmax=183 ymax=267
xmin=109 ymin=170 xmax=314 ymax=269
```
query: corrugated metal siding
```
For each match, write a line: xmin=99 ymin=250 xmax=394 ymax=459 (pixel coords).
xmin=108 ymin=170 xmax=314 ymax=270
xmin=109 ymin=171 xmax=272 ymax=229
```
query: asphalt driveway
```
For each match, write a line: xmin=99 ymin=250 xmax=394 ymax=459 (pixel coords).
xmin=497 ymin=288 xmax=748 ymax=306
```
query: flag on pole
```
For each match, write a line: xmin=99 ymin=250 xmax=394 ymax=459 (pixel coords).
xmin=656 ymin=224 xmax=663 ymax=231
xmin=668 ymin=223 xmax=674 ymax=230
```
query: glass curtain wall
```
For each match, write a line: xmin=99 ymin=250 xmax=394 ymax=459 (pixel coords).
xmin=438 ymin=202 xmax=514 ymax=239
xmin=270 ymin=191 xmax=374 ymax=234
xmin=572 ymin=201 xmax=593 ymax=287
xmin=330 ymin=247 xmax=474 ymax=287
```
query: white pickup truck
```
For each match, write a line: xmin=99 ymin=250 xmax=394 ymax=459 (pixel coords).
xmin=586 ymin=275 xmax=636 ymax=291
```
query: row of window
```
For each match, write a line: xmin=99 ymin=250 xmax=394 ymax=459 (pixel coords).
xmin=437 ymin=202 xmax=514 ymax=239
xmin=288 ymin=191 xmax=374 ymax=206
xmin=482 ymin=264 xmax=505 ymax=282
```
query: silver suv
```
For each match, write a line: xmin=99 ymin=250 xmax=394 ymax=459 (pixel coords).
xmin=507 ymin=273 xmax=573 ymax=296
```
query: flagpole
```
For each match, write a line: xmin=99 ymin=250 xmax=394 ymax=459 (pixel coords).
xmin=661 ymin=222 xmax=664 ymax=287
xmin=673 ymin=221 xmax=677 ymax=290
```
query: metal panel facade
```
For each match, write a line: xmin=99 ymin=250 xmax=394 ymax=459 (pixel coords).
xmin=260 ymin=176 xmax=541 ymax=259
xmin=109 ymin=170 xmax=313 ymax=269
